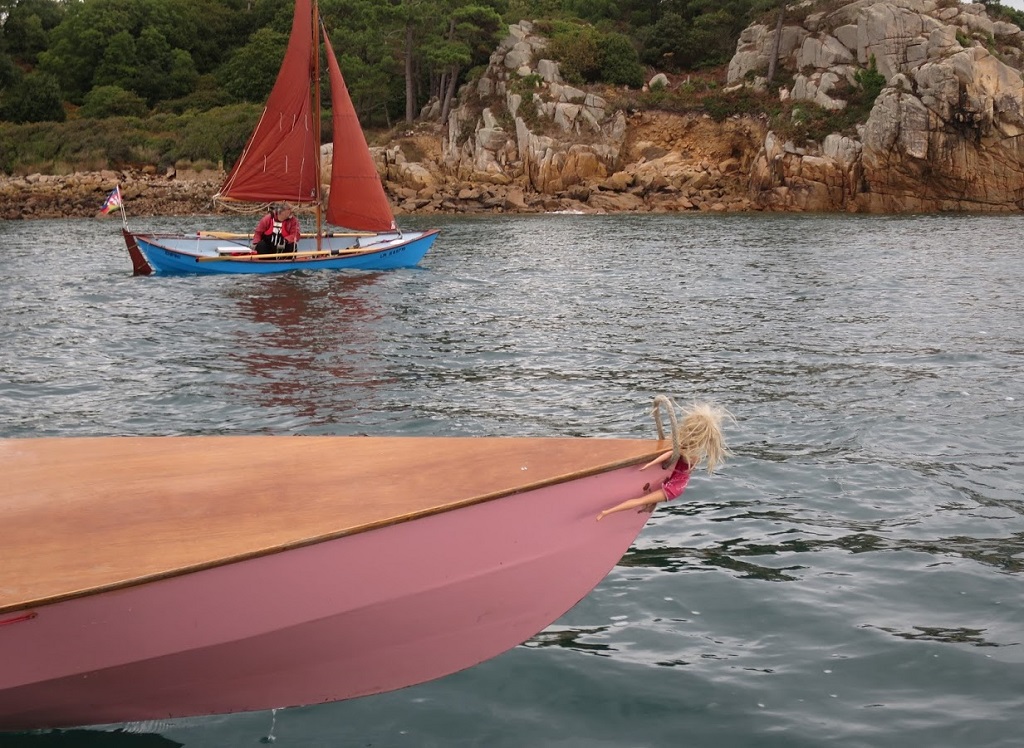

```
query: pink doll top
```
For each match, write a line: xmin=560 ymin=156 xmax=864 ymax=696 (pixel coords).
xmin=662 ymin=460 xmax=691 ymax=501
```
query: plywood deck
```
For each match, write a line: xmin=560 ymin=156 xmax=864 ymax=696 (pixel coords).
xmin=0 ymin=435 xmax=666 ymax=614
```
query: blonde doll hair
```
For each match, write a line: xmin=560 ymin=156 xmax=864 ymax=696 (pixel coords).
xmin=678 ymin=402 xmax=732 ymax=474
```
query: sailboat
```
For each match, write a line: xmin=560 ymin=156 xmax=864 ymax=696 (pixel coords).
xmin=122 ymin=0 xmax=439 ymax=276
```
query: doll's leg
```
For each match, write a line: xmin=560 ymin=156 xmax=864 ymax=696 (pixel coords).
xmin=596 ymin=488 xmax=667 ymax=520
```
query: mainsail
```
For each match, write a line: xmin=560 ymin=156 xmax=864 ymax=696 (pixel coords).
xmin=216 ymin=0 xmax=394 ymax=233
xmin=218 ymin=0 xmax=319 ymax=206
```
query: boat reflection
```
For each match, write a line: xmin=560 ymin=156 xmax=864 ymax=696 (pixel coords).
xmin=224 ymin=271 xmax=390 ymax=421
xmin=0 ymin=729 xmax=183 ymax=747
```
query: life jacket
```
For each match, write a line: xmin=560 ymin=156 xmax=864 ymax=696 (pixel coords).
xmin=269 ymin=217 xmax=286 ymax=246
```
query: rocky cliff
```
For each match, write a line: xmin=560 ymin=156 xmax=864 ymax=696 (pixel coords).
xmin=731 ymin=0 xmax=1024 ymax=211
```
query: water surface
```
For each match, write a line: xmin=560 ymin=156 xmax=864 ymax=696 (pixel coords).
xmin=1 ymin=212 xmax=1022 ymax=747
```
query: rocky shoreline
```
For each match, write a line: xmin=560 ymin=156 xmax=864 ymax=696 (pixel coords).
xmin=0 ymin=170 xmax=226 ymax=221
xmin=0 ymin=128 xmax=761 ymax=222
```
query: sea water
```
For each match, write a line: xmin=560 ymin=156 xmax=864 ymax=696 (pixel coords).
xmin=1 ymin=212 xmax=1022 ymax=748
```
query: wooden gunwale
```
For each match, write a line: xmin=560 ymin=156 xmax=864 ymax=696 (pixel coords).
xmin=196 ymin=247 xmax=375 ymax=262
xmin=0 ymin=435 xmax=667 ymax=615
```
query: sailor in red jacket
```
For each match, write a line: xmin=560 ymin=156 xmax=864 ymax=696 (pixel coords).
xmin=252 ymin=202 xmax=301 ymax=255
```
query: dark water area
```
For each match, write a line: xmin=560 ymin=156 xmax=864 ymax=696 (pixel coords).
xmin=1 ymin=212 xmax=1022 ymax=747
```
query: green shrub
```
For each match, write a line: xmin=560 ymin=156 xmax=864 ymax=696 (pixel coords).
xmin=216 ymin=27 xmax=288 ymax=103
xmin=515 ymin=93 xmax=541 ymax=128
xmin=544 ymin=22 xmax=647 ymax=88
xmin=0 ymin=71 xmax=66 ymax=123
xmin=178 ymin=120 xmax=224 ymax=164
xmin=635 ymin=86 xmax=671 ymax=110
xmin=703 ymin=88 xmax=766 ymax=121
xmin=546 ymin=22 xmax=602 ymax=84
xmin=0 ymin=53 xmax=19 ymax=90
xmin=79 ymin=85 xmax=149 ymax=119
xmin=178 ymin=104 xmax=261 ymax=167
xmin=642 ymin=9 xmax=745 ymax=71
xmin=512 ymin=72 xmax=544 ymax=91
xmin=854 ymin=55 xmax=886 ymax=101
xmin=154 ymin=74 xmax=233 ymax=114
xmin=769 ymin=100 xmax=862 ymax=145
xmin=842 ymin=54 xmax=888 ymax=123
xmin=599 ymin=32 xmax=645 ymax=88
xmin=988 ymin=1 xmax=1024 ymax=28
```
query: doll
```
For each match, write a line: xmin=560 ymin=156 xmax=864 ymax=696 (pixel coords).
xmin=596 ymin=402 xmax=730 ymax=521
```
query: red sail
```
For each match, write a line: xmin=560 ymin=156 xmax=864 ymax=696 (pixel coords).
xmin=218 ymin=0 xmax=319 ymax=205
xmin=323 ymin=29 xmax=396 ymax=232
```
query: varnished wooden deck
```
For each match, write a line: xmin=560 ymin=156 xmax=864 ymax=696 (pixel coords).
xmin=0 ymin=435 xmax=666 ymax=614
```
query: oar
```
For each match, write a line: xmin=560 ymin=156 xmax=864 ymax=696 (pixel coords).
xmin=196 ymin=246 xmax=374 ymax=262
xmin=198 ymin=231 xmax=376 ymax=239
xmin=198 ymin=231 xmax=249 ymax=239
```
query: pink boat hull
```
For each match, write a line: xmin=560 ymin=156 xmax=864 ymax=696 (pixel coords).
xmin=0 ymin=463 xmax=661 ymax=730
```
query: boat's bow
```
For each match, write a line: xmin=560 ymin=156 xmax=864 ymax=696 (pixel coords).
xmin=0 ymin=434 xmax=669 ymax=730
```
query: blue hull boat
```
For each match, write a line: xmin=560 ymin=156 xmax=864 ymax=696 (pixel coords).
xmin=124 ymin=229 xmax=439 ymax=275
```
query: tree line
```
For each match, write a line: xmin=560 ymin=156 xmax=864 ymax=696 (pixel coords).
xmin=0 ymin=0 xmax=787 ymax=127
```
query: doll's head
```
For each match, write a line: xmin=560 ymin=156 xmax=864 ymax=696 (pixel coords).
xmin=677 ymin=402 xmax=731 ymax=474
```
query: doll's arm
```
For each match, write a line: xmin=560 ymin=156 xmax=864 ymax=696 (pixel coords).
xmin=641 ymin=450 xmax=675 ymax=470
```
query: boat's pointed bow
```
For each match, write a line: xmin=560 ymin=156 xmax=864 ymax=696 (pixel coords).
xmin=122 ymin=229 xmax=153 ymax=276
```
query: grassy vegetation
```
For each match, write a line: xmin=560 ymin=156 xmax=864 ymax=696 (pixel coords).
xmin=0 ymin=103 xmax=293 ymax=174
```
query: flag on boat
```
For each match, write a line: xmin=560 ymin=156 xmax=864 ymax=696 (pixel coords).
xmin=99 ymin=186 xmax=123 ymax=215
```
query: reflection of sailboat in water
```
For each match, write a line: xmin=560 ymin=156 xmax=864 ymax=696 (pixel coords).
xmin=228 ymin=272 xmax=387 ymax=417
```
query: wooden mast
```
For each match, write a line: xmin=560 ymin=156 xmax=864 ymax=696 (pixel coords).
xmin=313 ymin=0 xmax=323 ymax=252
